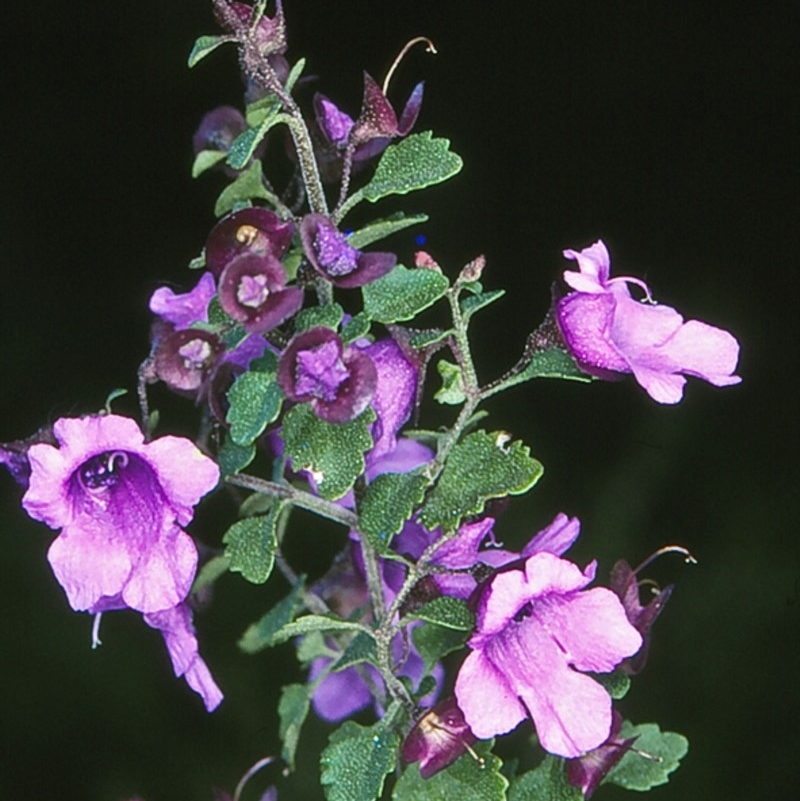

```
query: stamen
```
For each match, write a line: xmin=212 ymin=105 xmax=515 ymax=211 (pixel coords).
xmin=383 ymin=36 xmax=437 ymax=95
xmin=235 ymin=224 xmax=260 ymax=247
xmin=232 ymin=755 xmax=276 ymax=801
xmin=91 ymin=612 xmax=103 ymax=649
xmin=633 ymin=545 xmax=697 ymax=576
xmin=607 ymin=275 xmax=656 ymax=304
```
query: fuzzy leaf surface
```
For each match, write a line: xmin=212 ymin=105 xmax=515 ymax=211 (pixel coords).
xmin=320 ymin=721 xmax=400 ymax=801
xmin=420 ymin=431 xmax=544 ymax=531
xmin=270 ymin=615 xmax=372 ymax=645
xmin=295 ymin=303 xmax=344 ymax=332
xmin=238 ymin=577 xmax=306 ymax=653
xmin=412 ymin=597 xmax=474 ymax=630
xmin=359 ymin=472 xmax=428 ymax=553
xmin=214 ymin=160 xmax=271 ymax=216
xmin=393 ymin=740 xmax=506 ymax=801
xmin=362 ymin=132 xmax=463 ymax=202
xmin=226 ymin=370 xmax=283 ymax=446
xmin=279 ymin=683 xmax=312 ymax=771
xmin=362 ymin=264 xmax=449 ymax=323
xmin=604 ymin=722 xmax=689 ymax=791
xmin=188 ymin=34 xmax=229 ymax=67
xmin=412 ymin=622 xmax=469 ymax=673
xmin=222 ymin=506 xmax=281 ymax=584
xmin=508 ymin=756 xmax=582 ymax=801
xmin=282 ymin=405 xmax=375 ymax=500
xmin=434 ymin=360 xmax=466 ymax=405
xmin=348 ymin=213 xmax=429 ymax=249
xmin=332 ymin=631 xmax=378 ymax=672
xmin=491 ymin=348 xmax=591 ymax=394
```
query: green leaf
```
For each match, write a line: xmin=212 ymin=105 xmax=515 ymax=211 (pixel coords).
xmin=420 ymin=430 xmax=544 ymax=532
xmin=282 ymin=405 xmax=375 ymax=500
xmin=278 ymin=683 xmax=312 ymax=771
xmin=341 ymin=312 xmax=371 ymax=343
xmin=412 ymin=596 xmax=474 ymax=630
xmin=460 ymin=289 xmax=506 ymax=323
xmin=412 ymin=622 xmax=469 ymax=673
xmin=239 ymin=577 xmax=306 ymax=653
xmin=296 ymin=630 xmax=335 ymax=665
xmin=332 ymin=630 xmax=378 ymax=672
xmin=589 ymin=669 xmax=631 ymax=700
xmin=191 ymin=554 xmax=230 ymax=596
xmin=191 ymin=149 xmax=228 ymax=178
xmin=348 ymin=213 xmax=429 ymax=249
xmin=284 ymin=57 xmax=306 ymax=94
xmin=362 ymin=132 xmax=463 ymax=203
xmin=491 ymin=348 xmax=591 ymax=394
xmin=214 ymin=160 xmax=272 ymax=216
xmin=227 ymin=109 xmax=289 ymax=171
xmin=604 ymin=722 xmax=689 ymax=791
xmin=434 ymin=360 xmax=466 ymax=405
xmin=226 ymin=369 xmax=283 ymax=446
xmin=217 ymin=436 xmax=256 ymax=478
xmin=270 ymin=615 xmax=372 ymax=645
xmin=188 ymin=34 xmax=229 ymax=68
xmin=393 ymin=740 xmax=507 ymax=801
xmin=295 ymin=303 xmax=344 ymax=332
xmin=362 ymin=264 xmax=449 ymax=323
xmin=408 ymin=328 xmax=452 ymax=349
xmin=245 ymin=93 xmax=283 ymax=127
xmin=222 ymin=505 xmax=281 ymax=584
xmin=508 ymin=755 xmax=582 ymax=801
xmin=321 ymin=721 xmax=400 ymax=801
xmin=359 ymin=472 xmax=428 ymax=553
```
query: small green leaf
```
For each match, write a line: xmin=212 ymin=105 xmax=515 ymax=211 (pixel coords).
xmin=282 ymin=405 xmax=375 ymax=500
xmin=278 ymin=683 xmax=311 ymax=771
xmin=270 ymin=615 xmax=372 ymax=645
xmin=604 ymin=722 xmax=689 ymax=791
xmin=341 ymin=312 xmax=371 ymax=343
xmin=226 ymin=109 xmax=289 ymax=170
xmin=434 ymin=360 xmax=466 ymax=405
xmin=420 ymin=430 xmax=544 ymax=531
xmin=491 ymin=348 xmax=591 ymax=394
xmin=321 ymin=721 xmax=400 ymax=801
xmin=348 ymin=213 xmax=429 ymax=249
xmin=226 ymin=370 xmax=283 ymax=446
xmin=359 ymin=472 xmax=428 ymax=553
xmin=362 ymin=264 xmax=449 ymax=323
xmin=191 ymin=149 xmax=228 ymax=178
xmin=222 ymin=505 xmax=281 ymax=584
xmin=589 ymin=669 xmax=631 ymax=700
xmin=393 ymin=740 xmax=507 ymax=801
xmin=295 ymin=303 xmax=344 ymax=332
xmin=191 ymin=554 xmax=230 ymax=596
xmin=217 ymin=436 xmax=256 ymax=478
xmin=239 ymin=577 xmax=306 ymax=653
xmin=188 ymin=34 xmax=229 ymax=68
xmin=412 ymin=622 xmax=469 ymax=673
xmin=214 ymin=160 xmax=272 ymax=216
xmin=413 ymin=596 xmax=474 ymax=630
xmin=508 ymin=755 xmax=582 ymax=801
xmin=245 ymin=93 xmax=283 ymax=127
xmin=332 ymin=631 xmax=378 ymax=672
xmin=284 ymin=57 xmax=306 ymax=94
xmin=460 ymin=289 xmax=506 ymax=322
xmin=363 ymin=132 xmax=463 ymax=203
xmin=296 ymin=630 xmax=335 ymax=665
xmin=408 ymin=328 xmax=452 ymax=349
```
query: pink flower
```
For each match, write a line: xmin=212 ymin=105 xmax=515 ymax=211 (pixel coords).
xmin=21 ymin=415 xmax=222 ymax=709
xmin=454 ymin=551 xmax=642 ymax=758
xmin=556 ymin=240 xmax=741 ymax=403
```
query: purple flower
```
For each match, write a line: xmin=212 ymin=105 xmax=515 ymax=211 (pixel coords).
xmin=218 ymin=253 xmax=303 ymax=334
xmin=300 ymin=214 xmax=396 ymax=288
xmin=21 ymin=415 xmax=219 ymax=615
xmin=277 ymin=327 xmax=377 ymax=423
xmin=145 ymin=603 xmax=223 ymax=711
xmin=454 ymin=551 xmax=642 ymax=758
xmin=205 ymin=207 xmax=294 ymax=278
xmin=555 ymin=240 xmax=741 ymax=403
xmin=213 ymin=0 xmax=286 ymax=57
xmin=193 ymin=105 xmax=248 ymax=156
xmin=402 ymin=697 xmax=477 ymax=779
xmin=149 ymin=272 xmax=216 ymax=330
xmin=153 ymin=328 xmax=225 ymax=393
xmin=566 ymin=711 xmax=638 ymax=798
xmin=349 ymin=72 xmax=424 ymax=148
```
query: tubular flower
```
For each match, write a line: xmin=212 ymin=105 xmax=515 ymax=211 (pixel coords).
xmin=149 ymin=272 xmax=217 ymax=330
xmin=454 ymin=551 xmax=642 ymax=758
xmin=300 ymin=214 xmax=396 ymax=288
xmin=277 ymin=327 xmax=377 ymax=423
xmin=555 ymin=240 xmax=741 ymax=403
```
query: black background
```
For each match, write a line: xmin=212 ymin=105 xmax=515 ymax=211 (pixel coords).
xmin=1 ymin=2 xmax=796 ymax=799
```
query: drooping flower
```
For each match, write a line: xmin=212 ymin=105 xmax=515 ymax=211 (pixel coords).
xmin=349 ymin=72 xmax=424 ymax=148
xmin=218 ymin=253 xmax=304 ymax=334
xmin=277 ymin=327 xmax=377 ymax=423
xmin=402 ymin=697 xmax=477 ymax=778
xmin=153 ymin=328 xmax=226 ymax=393
xmin=205 ymin=207 xmax=294 ymax=278
xmin=300 ymin=214 xmax=396 ymax=288
xmin=555 ymin=240 xmax=741 ymax=403
xmin=454 ymin=551 xmax=642 ymax=758
xmin=22 ymin=415 xmax=219 ymax=615
xmin=149 ymin=272 xmax=217 ymax=330
xmin=192 ymin=106 xmax=252 ymax=176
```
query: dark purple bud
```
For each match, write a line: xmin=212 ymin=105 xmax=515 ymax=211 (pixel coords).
xmin=154 ymin=329 xmax=225 ymax=392
xmin=402 ymin=697 xmax=477 ymax=779
xmin=205 ymin=207 xmax=294 ymax=278
xmin=277 ymin=327 xmax=377 ymax=424
xmin=300 ymin=214 xmax=396 ymax=288
xmin=213 ymin=0 xmax=287 ymax=56
xmin=567 ymin=711 xmax=638 ymax=798
xmin=218 ymin=253 xmax=303 ymax=334
xmin=350 ymin=73 xmax=424 ymax=146
xmin=313 ymin=93 xmax=355 ymax=148
xmin=193 ymin=105 xmax=248 ymax=156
